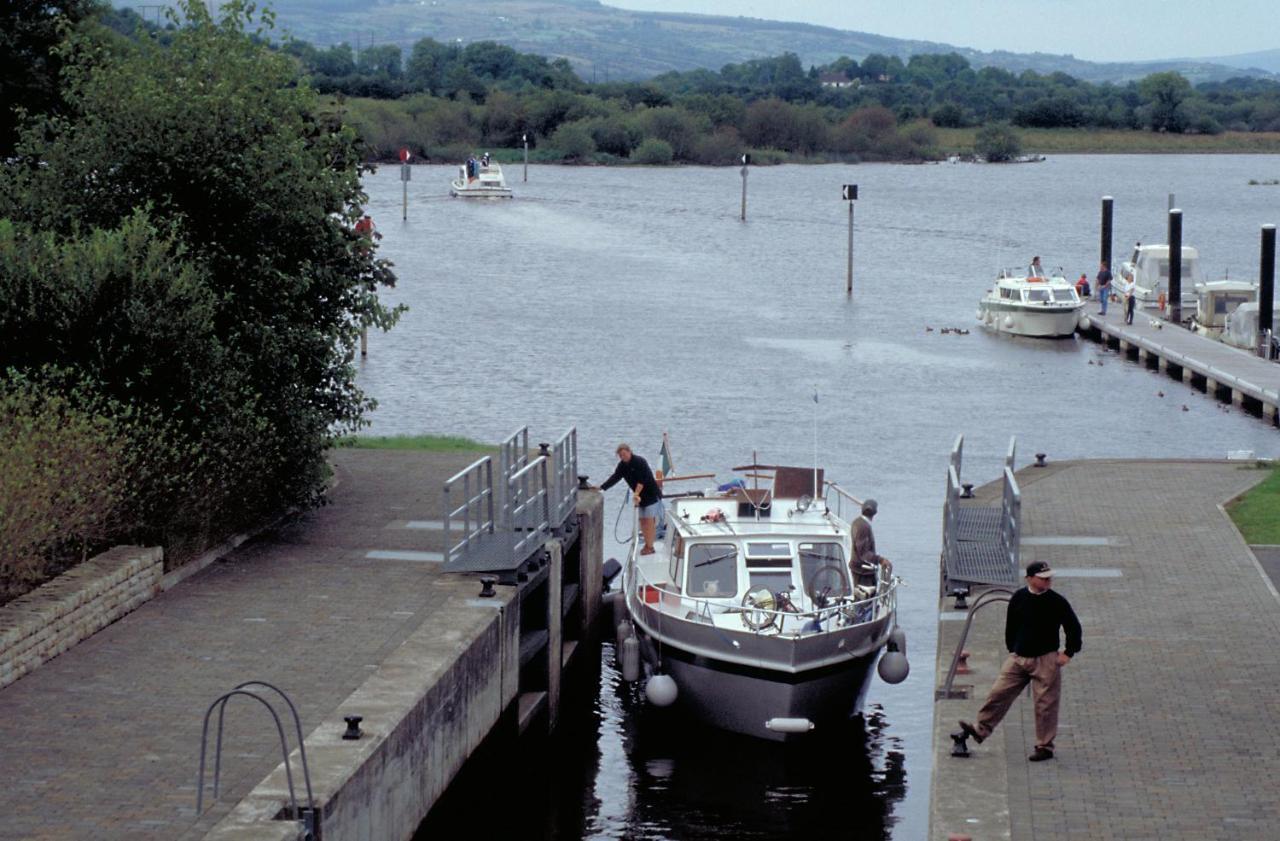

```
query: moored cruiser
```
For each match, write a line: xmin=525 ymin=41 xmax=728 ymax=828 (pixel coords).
xmin=616 ymin=462 xmax=906 ymax=742
xmin=449 ymin=159 xmax=513 ymax=199
xmin=977 ymin=269 xmax=1086 ymax=338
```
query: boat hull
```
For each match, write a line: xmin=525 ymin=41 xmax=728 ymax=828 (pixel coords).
xmin=977 ymin=301 xmax=1084 ymax=338
xmin=658 ymin=645 xmax=880 ymax=742
xmin=449 ymin=181 xmax=512 ymax=199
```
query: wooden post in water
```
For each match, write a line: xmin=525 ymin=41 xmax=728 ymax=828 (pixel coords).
xmin=523 ymin=133 xmax=529 ymax=183
xmin=1260 ymin=224 xmax=1276 ymax=357
xmin=360 ymin=327 xmax=368 ymax=357
xmin=1100 ymin=196 xmax=1113 ymax=271
xmin=843 ymin=184 xmax=858 ymax=295
xmin=1168 ymin=208 xmax=1183 ymax=324
xmin=739 ymin=153 xmax=749 ymax=222
xmin=399 ymin=147 xmax=411 ymax=221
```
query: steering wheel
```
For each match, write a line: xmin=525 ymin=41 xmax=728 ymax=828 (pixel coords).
xmin=740 ymin=587 xmax=778 ymax=631
xmin=806 ymin=564 xmax=847 ymax=607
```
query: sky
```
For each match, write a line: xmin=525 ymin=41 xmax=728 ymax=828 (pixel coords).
xmin=606 ymin=0 xmax=1278 ymax=63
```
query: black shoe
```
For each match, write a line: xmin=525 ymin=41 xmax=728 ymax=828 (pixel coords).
xmin=958 ymin=720 xmax=984 ymax=744
xmin=1028 ymin=747 xmax=1054 ymax=762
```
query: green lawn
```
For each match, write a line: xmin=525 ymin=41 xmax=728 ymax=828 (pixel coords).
xmin=335 ymin=434 xmax=494 ymax=451
xmin=1227 ymin=466 xmax=1280 ymax=544
xmin=934 ymin=127 xmax=1280 ymax=156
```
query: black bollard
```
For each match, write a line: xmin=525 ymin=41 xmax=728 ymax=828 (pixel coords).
xmin=1261 ymin=224 xmax=1276 ymax=355
xmin=1101 ymin=196 xmax=1113 ymax=271
xmin=1168 ymin=209 xmax=1183 ymax=323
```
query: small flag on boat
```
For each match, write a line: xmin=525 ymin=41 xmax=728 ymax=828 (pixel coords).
xmin=812 ymin=389 xmax=819 ymax=404
xmin=659 ymin=433 xmax=674 ymax=476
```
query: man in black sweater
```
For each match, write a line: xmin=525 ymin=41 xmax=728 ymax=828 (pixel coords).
xmin=958 ymin=560 xmax=1083 ymax=762
xmin=598 ymin=443 xmax=662 ymax=555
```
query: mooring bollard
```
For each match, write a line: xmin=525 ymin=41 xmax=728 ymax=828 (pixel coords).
xmin=342 ymin=715 xmax=363 ymax=740
xmin=1260 ymin=224 xmax=1276 ymax=357
xmin=960 ymin=483 xmax=974 ymax=499
xmin=1034 ymin=453 xmax=1048 ymax=468
xmin=1100 ymin=195 xmax=1113 ymax=270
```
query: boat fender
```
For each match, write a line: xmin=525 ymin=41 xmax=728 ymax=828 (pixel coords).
xmin=1003 ymin=316 xmax=1014 ymax=329
xmin=765 ymin=718 xmax=814 ymax=733
xmin=878 ymin=630 xmax=910 ymax=684
xmin=1078 ymin=312 xmax=1091 ymax=330
xmin=975 ymin=309 xmax=983 ymax=321
xmin=621 ymin=635 xmax=642 ymax=683
xmin=645 ymin=674 xmax=678 ymax=707
xmin=616 ymin=619 xmax=633 ymax=655
xmin=638 ymin=634 xmax=659 ymax=667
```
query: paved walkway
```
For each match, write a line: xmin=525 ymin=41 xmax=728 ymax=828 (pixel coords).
xmin=931 ymin=460 xmax=1280 ymax=841
xmin=0 ymin=448 xmax=487 ymax=840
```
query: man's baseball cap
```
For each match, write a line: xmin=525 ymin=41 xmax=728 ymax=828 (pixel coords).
xmin=1025 ymin=561 xmax=1054 ymax=579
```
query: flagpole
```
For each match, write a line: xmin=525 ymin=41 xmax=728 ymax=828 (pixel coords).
xmin=812 ymin=386 xmax=819 ymax=502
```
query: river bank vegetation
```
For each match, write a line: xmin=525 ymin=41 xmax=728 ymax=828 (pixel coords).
xmin=0 ymin=1 xmax=396 ymax=602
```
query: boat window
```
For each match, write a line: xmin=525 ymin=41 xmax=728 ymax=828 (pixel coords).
xmin=1216 ymin=294 xmax=1251 ymax=314
xmin=799 ymin=543 xmax=851 ymax=598
xmin=1025 ymin=289 xmax=1051 ymax=303
xmin=687 ymin=543 xmax=738 ymax=598
xmin=745 ymin=541 xmax=792 ymax=568
xmin=749 ymin=570 xmax=794 ymax=596
xmin=999 ymin=287 xmax=1016 ymax=299
xmin=1052 ymin=289 xmax=1076 ymax=302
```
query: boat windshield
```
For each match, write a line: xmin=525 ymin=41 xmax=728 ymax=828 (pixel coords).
xmin=687 ymin=543 xmax=738 ymax=598
xmin=1025 ymin=289 xmax=1051 ymax=303
xmin=1052 ymin=289 xmax=1077 ymax=302
xmin=799 ymin=543 xmax=850 ymax=598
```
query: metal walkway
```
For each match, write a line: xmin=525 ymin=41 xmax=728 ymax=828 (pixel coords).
xmin=941 ymin=435 xmax=1021 ymax=591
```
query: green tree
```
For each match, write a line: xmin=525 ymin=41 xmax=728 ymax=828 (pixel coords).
xmin=1 ymin=0 xmax=399 ymax=550
xmin=974 ymin=122 xmax=1022 ymax=162
xmin=1138 ymin=71 xmax=1193 ymax=132
xmin=548 ymin=121 xmax=596 ymax=160
xmin=631 ymin=137 xmax=674 ymax=165
xmin=356 ymin=43 xmax=401 ymax=79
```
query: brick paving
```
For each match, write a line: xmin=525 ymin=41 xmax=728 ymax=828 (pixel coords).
xmin=932 ymin=460 xmax=1280 ymax=841
xmin=0 ymin=448 xmax=487 ymax=841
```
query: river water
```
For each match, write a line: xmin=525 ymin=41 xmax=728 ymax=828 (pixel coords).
xmin=358 ymin=156 xmax=1280 ymax=839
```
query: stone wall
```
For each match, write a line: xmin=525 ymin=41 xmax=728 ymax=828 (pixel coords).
xmin=0 ymin=545 xmax=163 ymax=688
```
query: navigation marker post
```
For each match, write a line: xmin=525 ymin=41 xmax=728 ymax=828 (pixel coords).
xmin=1168 ymin=208 xmax=1183 ymax=324
xmin=399 ymin=147 xmax=411 ymax=221
xmin=740 ymin=153 xmax=749 ymax=222
xmin=843 ymin=184 xmax=858 ymax=295
xmin=523 ymin=133 xmax=529 ymax=183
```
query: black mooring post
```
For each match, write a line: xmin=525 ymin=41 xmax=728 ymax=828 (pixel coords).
xmin=1168 ymin=208 xmax=1183 ymax=323
xmin=1101 ymin=196 xmax=1113 ymax=271
xmin=1260 ymin=224 xmax=1276 ymax=353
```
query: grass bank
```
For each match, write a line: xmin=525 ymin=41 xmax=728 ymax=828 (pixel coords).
xmin=335 ymin=434 xmax=494 ymax=451
xmin=1227 ymin=465 xmax=1280 ymax=544
xmin=935 ymin=127 xmax=1280 ymax=156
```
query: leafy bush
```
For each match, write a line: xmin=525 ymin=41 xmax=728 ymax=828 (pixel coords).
xmin=975 ymin=123 xmax=1022 ymax=162
xmin=548 ymin=121 xmax=597 ymax=160
xmin=630 ymin=137 xmax=674 ymax=165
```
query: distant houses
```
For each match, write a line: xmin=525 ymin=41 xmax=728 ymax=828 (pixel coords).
xmin=818 ymin=71 xmax=859 ymax=88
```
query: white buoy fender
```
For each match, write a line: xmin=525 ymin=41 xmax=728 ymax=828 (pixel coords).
xmin=616 ymin=619 xmax=632 ymax=653
xmin=765 ymin=717 xmax=815 ymax=733
xmin=1003 ymin=315 xmax=1014 ymax=329
xmin=1078 ymin=312 xmax=1091 ymax=330
xmin=975 ymin=309 xmax=983 ymax=321
xmin=878 ymin=650 xmax=910 ymax=684
xmin=645 ymin=674 xmax=678 ymax=707
xmin=621 ymin=635 xmax=641 ymax=682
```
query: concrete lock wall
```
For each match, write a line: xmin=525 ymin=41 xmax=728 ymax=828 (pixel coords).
xmin=0 ymin=545 xmax=164 ymax=689
xmin=576 ymin=491 xmax=605 ymax=639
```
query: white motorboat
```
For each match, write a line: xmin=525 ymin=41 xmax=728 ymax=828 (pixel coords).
xmin=977 ymin=270 xmax=1086 ymax=338
xmin=449 ymin=160 xmax=512 ymax=199
xmin=1119 ymin=243 xmax=1202 ymax=306
xmin=1191 ymin=279 xmax=1256 ymax=339
xmin=1223 ymin=301 xmax=1280 ymax=351
xmin=616 ymin=463 xmax=906 ymax=742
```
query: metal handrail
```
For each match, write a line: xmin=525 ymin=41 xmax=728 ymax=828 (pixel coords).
xmin=1004 ymin=436 xmax=1017 ymax=473
xmin=196 ymin=690 xmax=301 ymax=820
xmin=510 ymin=455 xmax=550 ymax=561
xmin=211 ymin=681 xmax=314 ymax=814
xmin=498 ymin=426 xmax=529 ymax=525
xmin=550 ymin=426 xmax=578 ymax=527
xmin=1001 ymin=467 xmax=1021 ymax=571
xmin=443 ymin=456 xmax=495 ymax=565
xmin=823 ymin=481 xmax=864 ymax=522
xmin=939 ymin=588 xmax=1015 ymax=699
xmin=950 ymin=433 xmax=964 ymax=480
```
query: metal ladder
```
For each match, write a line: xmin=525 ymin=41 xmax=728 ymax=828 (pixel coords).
xmin=195 ymin=681 xmax=317 ymax=839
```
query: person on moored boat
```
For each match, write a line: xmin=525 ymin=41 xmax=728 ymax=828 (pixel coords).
xmin=851 ymin=499 xmax=891 ymax=585
xmin=1075 ymin=274 xmax=1091 ymax=298
xmin=1028 ymin=256 xmax=1045 ymax=278
xmin=598 ymin=443 xmax=663 ymax=556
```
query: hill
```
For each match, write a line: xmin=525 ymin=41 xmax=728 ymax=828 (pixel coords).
xmin=255 ymin=0 xmax=1273 ymax=84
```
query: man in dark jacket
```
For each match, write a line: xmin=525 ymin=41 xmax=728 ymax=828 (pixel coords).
xmin=598 ymin=443 xmax=662 ymax=555
xmin=958 ymin=560 xmax=1082 ymax=762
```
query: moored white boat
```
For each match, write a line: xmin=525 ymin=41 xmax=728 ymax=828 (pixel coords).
xmin=1119 ymin=243 xmax=1202 ymax=306
xmin=1191 ymin=279 xmax=1256 ymax=339
xmin=616 ymin=462 xmax=906 ymax=742
xmin=449 ymin=160 xmax=513 ymax=199
xmin=977 ymin=270 xmax=1086 ymax=338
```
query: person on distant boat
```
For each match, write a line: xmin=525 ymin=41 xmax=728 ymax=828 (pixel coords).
xmin=851 ymin=499 xmax=891 ymax=585
xmin=598 ymin=443 xmax=663 ymax=556
xmin=1095 ymin=261 xmax=1113 ymax=315
xmin=481 ymin=152 xmax=491 ymax=167
xmin=1028 ymin=256 xmax=1045 ymax=278
xmin=1075 ymin=273 xmax=1090 ymax=298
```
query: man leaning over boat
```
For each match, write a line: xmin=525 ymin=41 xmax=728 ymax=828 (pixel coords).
xmin=597 ymin=443 xmax=663 ymax=555
xmin=851 ymin=499 xmax=892 ymax=585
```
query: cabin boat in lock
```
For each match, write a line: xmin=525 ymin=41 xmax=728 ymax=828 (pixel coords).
xmin=1119 ymin=243 xmax=1202 ymax=307
xmin=977 ymin=269 xmax=1086 ymax=338
xmin=616 ymin=463 xmax=906 ymax=742
xmin=1191 ymin=279 xmax=1257 ymax=339
xmin=449 ymin=159 xmax=513 ymax=199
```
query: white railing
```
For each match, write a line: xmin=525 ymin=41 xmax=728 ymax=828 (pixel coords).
xmin=550 ymin=427 xmax=578 ymax=528
xmin=510 ymin=455 xmax=550 ymax=562
xmin=1001 ymin=466 xmax=1021 ymax=570
xmin=823 ymin=482 xmax=864 ymax=522
xmin=443 ymin=457 xmax=496 ymax=565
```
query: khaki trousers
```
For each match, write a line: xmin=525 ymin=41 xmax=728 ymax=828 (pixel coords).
xmin=975 ymin=652 xmax=1062 ymax=751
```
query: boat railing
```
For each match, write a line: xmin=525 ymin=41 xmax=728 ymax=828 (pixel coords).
xmin=627 ymin=553 xmax=897 ymax=636
xmin=823 ymin=481 xmax=863 ymax=522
